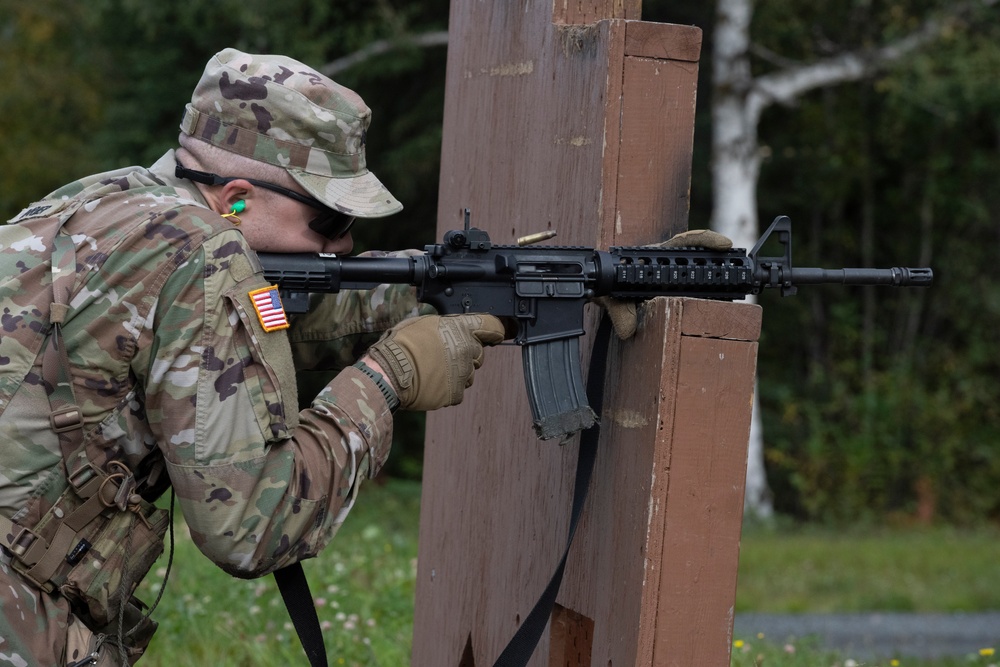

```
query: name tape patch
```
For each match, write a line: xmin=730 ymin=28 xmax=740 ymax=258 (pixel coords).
xmin=249 ymin=285 xmax=290 ymax=332
xmin=10 ymin=203 xmax=54 ymax=223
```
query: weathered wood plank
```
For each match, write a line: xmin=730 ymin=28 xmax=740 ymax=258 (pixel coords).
xmin=625 ymin=21 xmax=702 ymax=61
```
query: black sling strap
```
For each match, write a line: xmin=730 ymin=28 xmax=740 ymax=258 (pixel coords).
xmin=275 ymin=563 xmax=329 ymax=667
xmin=491 ymin=317 xmax=611 ymax=667
xmin=277 ymin=317 xmax=612 ymax=667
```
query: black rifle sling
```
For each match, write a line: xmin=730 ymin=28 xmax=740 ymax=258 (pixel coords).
xmin=275 ymin=563 xmax=329 ymax=667
xmin=492 ymin=317 xmax=611 ymax=667
xmin=277 ymin=317 xmax=612 ymax=667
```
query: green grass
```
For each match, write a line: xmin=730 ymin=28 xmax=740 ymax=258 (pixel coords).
xmin=734 ymin=523 xmax=1000 ymax=667
xmin=736 ymin=523 xmax=1000 ymax=613
xmin=134 ymin=481 xmax=1000 ymax=666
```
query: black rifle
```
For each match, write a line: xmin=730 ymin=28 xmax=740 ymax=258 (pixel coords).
xmin=259 ymin=215 xmax=933 ymax=440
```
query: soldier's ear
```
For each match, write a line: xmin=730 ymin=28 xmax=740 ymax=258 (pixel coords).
xmin=219 ymin=180 xmax=254 ymax=214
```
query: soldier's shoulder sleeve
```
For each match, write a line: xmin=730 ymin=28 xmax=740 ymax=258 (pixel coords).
xmin=142 ymin=228 xmax=299 ymax=466
xmin=143 ymin=227 xmax=397 ymax=577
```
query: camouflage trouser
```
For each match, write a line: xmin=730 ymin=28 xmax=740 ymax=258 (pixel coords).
xmin=0 ymin=559 xmax=154 ymax=666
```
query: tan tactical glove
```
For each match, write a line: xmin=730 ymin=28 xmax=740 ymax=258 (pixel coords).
xmin=594 ymin=229 xmax=733 ymax=340
xmin=365 ymin=314 xmax=506 ymax=411
xmin=656 ymin=229 xmax=733 ymax=251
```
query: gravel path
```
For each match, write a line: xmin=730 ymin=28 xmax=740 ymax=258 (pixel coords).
xmin=734 ymin=612 xmax=1000 ymax=660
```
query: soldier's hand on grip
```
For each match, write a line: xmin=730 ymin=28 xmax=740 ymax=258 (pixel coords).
xmin=365 ymin=314 xmax=506 ymax=411
xmin=594 ymin=229 xmax=733 ymax=340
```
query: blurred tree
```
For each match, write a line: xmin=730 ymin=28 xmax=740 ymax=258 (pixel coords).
xmin=0 ymin=1 xmax=108 ymax=214
xmin=737 ymin=3 xmax=1000 ymax=522
xmin=645 ymin=0 xmax=1000 ymax=522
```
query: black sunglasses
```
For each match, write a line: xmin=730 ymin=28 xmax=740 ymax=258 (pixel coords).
xmin=175 ymin=165 xmax=356 ymax=240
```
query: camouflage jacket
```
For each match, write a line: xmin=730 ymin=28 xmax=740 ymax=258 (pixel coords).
xmin=0 ymin=150 xmax=426 ymax=660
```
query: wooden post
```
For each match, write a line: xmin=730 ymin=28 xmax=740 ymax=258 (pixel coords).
xmin=560 ymin=297 xmax=761 ymax=666
xmin=412 ymin=2 xmax=761 ymax=665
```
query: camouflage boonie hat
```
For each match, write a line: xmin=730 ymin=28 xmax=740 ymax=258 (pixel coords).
xmin=180 ymin=48 xmax=402 ymax=218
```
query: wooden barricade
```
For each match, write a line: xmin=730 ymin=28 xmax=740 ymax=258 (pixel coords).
xmin=412 ymin=2 xmax=761 ymax=665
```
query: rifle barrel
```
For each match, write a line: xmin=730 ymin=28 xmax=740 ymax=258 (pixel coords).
xmin=786 ymin=267 xmax=933 ymax=287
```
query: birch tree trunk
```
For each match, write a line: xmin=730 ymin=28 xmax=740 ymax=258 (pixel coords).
xmin=711 ymin=0 xmax=773 ymax=517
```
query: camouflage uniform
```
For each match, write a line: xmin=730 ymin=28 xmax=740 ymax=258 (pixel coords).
xmin=0 ymin=49 xmax=427 ymax=665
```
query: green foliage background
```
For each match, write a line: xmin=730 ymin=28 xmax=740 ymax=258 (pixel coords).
xmin=2 ymin=0 xmax=998 ymax=524
xmin=741 ymin=6 xmax=1000 ymax=524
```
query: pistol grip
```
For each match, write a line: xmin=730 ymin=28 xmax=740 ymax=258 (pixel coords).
xmin=522 ymin=338 xmax=597 ymax=440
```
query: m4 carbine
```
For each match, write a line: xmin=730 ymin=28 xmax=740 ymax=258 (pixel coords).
xmin=258 ymin=215 xmax=933 ymax=440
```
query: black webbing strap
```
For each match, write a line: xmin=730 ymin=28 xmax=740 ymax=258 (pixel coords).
xmin=275 ymin=563 xmax=329 ymax=667
xmin=492 ymin=317 xmax=612 ymax=667
xmin=47 ymin=233 xmax=86 ymax=463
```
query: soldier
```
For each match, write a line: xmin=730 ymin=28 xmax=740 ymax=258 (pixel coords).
xmin=0 ymin=48 xmax=505 ymax=665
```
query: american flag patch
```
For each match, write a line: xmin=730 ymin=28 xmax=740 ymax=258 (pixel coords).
xmin=248 ymin=286 xmax=290 ymax=332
